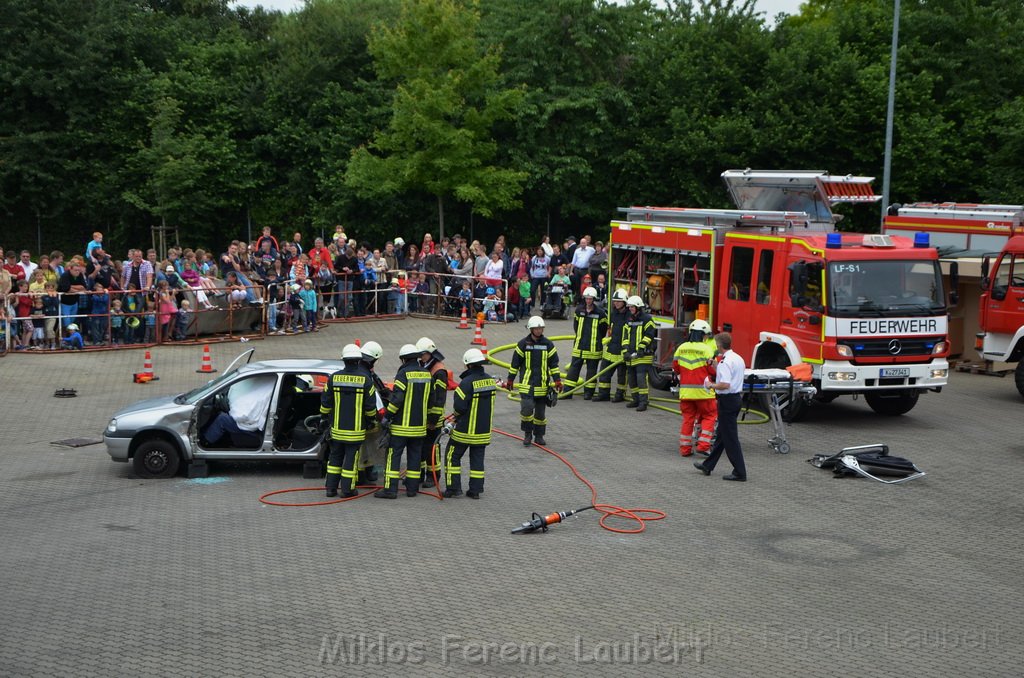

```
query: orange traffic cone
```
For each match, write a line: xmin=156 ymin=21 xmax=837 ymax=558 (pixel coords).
xmin=457 ymin=306 xmax=469 ymax=329
xmin=480 ymin=337 xmax=489 ymax=358
xmin=142 ymin=350 xmax=158 ymax=380
xmin=471 ymin=318 xmax=485 ymax=345
xmin=196 ymin=345 xmax=217 ymax=374
xmin=355 ymin=338 xmax=361 ymax=347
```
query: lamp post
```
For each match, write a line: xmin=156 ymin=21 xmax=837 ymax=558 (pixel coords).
xmin=880 ymin=0 xmax=901 ymax=224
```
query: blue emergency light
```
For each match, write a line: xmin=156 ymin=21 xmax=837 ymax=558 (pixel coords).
xmin=826 ymin=233 xmax=843 ymax=249
xmin=913 ymin=232 xmax=930 ymax=248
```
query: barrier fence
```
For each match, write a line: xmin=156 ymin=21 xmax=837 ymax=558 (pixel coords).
xmin=0 ymin=268 xmax=525 ymax=355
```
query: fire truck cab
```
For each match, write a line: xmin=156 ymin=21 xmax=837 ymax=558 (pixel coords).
xmin=610 ymin=170 xmax=952 ymax=416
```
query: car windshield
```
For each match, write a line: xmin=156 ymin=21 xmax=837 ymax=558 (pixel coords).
xmin=178 ymin=372 xmax=238 ymax=405
xmin=828 ymin=260 xmax=945 ymax=317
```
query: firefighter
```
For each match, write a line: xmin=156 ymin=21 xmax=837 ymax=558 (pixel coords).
xmin=321 ymin=344 xmax=380 ymax=497
xmin=358 ymin=340 xmax=389 ymax=484
xmin=563 ymin=286 xmax=607 ymax=400
xmin=505 ymin=315 xmax=561 ymax=446
xmin=593 ymin=289 xmax=629 ymax=402
xmin=622 ymin=295 xmax=656 ymax=412
xmin=444 ymin=348 xmax=497 ymax=499
xmin=375 ymin=344 xmax=432 ymax=498
xmin=672 ymin=319 xmax=718 ymax=456
xmin=416 ymin=336 xmax=449 ymax=487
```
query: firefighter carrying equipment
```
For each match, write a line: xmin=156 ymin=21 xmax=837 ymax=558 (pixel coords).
xmin=595 ymin=300 xmax=629 ymax=401
xmin=508 ymin=331 xmax=561 ymax=438
xmin=418 ymin=339 xmax=449 ymax=485
xmin=623 ymin=307 xmax=656 ymax=410
xmin=321 ymin=359 xmax=379 ymax=496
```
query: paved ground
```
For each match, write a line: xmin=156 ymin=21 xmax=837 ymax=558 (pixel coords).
xmin=0 ymin=315 xmax=1021 ymax=677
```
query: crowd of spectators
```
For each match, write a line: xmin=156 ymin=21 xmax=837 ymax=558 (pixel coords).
xmin=0 ymin=226 xmax=610 ymax=352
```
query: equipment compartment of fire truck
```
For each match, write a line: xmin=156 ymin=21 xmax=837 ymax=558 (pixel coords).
xmin=610 ymin=170 xmax=954 ymax=417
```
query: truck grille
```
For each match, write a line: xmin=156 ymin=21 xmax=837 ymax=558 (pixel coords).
xmin=840 ymin=336 xmax=942 ymax=358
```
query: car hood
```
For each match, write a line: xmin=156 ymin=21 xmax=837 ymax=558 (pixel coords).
xmin=113 ymin=394 xmax=188 ymax=418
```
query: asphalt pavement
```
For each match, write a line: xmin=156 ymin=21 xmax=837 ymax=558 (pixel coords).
xmin=0 ymin=314 xmax=1021 ymax=677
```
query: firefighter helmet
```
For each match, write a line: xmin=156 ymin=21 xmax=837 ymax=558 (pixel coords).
xmin=415 ymin=337 xmax=436 ymax=353
xmin=688 ymin=319 xmax=712 ymax=335
xmin=462 ymin=348 xmax=487 ymax=366
xmin=341 ymin=344 xmax=362 ymax=361
xmin=360 ymin=340 xmax=383 ymax=361
xmin=399 ymin=343 xmax=420 ymax=359
xmin=527 ymin=315 xmax=545 ymax=329
xmin=612 ymin=288 xmax=629 ymax=302
xmin=582 ymin=286 xmax=598 ymax=299
xmin=626 ymin=295 xmax=644 ymax=308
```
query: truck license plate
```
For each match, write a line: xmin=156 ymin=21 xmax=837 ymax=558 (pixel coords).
xmin=880 ymin=368 xmax=910 ymax=378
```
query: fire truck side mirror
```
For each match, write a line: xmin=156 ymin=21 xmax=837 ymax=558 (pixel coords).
xmin=980 ymin=257 xmax=991 ymax=290
xmin=948 ymin=261 xmax=959 ymax=306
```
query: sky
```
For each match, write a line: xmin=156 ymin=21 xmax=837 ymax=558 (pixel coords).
xmin=231 ymin=0 xmax=806 ymax=22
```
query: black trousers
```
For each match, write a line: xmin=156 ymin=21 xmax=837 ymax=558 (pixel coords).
xmin=596 ymin=354 xmax=626 ymax=396
xmin=445 ymin=441 xmax=486 ymax=493
xmin=520 ymin=394 xmax=547 ymax=435
xmin=565 ymin=356 xmax=600 ymax=396
xmin=326 ymin=440 xmax=362 ymax=492
xmin=384 ymin=434 xmax=422 ymax=492
xmin=702 ymin=394 xmax=746 ymax=478
xmin=421 ymin=427 xmax=442 ymax=475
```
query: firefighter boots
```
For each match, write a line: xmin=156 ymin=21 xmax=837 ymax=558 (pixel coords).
xmin=522 ymin=431 xmax=533 ymax=447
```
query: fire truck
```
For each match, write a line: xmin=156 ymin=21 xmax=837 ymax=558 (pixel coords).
xmin=884 ymin=202 xmax=1024 ymax=398
xmin=609 ymin=170 xmax=954 ymax=417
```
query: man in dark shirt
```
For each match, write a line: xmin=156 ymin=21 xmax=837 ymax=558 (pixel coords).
xmin=86 ymin=248 xmax=117 ymax=290
xmin=549 ymin=244 xmax=569 ymax=273
xmin=57 ymin=261 xmax=88 ymax=328
xmin=333 ymin=248 xmax=357 ymax=317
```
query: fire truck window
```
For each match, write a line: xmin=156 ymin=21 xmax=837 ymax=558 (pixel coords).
xmin=756 ymin=250 xmax=774 ymax=304
xmin=992 ymin=256 xmax=1012 ymax=295
xmin=728 ymin=247 xmax=754 ymax=301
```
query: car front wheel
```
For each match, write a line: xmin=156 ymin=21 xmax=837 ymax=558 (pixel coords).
xmin=132 ymin=438 xmax=181 ymax=479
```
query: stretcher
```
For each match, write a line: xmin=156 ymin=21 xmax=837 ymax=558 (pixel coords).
xmin=741 ymin=368 xmax=816 ymax=454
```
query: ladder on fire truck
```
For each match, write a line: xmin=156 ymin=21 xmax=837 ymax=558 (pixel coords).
xmin=888 ymin=203 xmax=1023 ymax=233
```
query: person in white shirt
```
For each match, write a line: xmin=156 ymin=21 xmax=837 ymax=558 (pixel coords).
xmin=693 ymin=332 xmax=747 ymax=481
xmin=569 ymin=236 xmax=595 ymax=291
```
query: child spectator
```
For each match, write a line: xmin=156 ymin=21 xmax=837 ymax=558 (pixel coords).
xmin=483 ymin=287 xmax=499 ymax=322
xmin=472 ymin=278 xmax=488 ymax=314
xmin=412 ymin=273 xmax=429 ymax=313
xmin=62 ymin=322 xmax=84 ymax=350
xmin=174 ymin=299 xmax=193 ymax=341
xmin=144 ymin=298 xmax=158 ymax=343
xmin=123 ymin=287 xmax=143 ymax=344
xmin=157 ymin=281 xmax=177 ymax=341
xmin=42 ymin=283 xmax=60 ymax=350
xmin=299 ymin=279 xmax=317 ymax=332
xmin=457 ymin=280 xmax=473 ymax=313
xmin=286 ymin=283 xmax=304 ymax=332
xmin=517 ymin=275 xmax=531 ymax=318
xmin=225 ymin=272 xmax=248 ymax=308
xmin=90 ymin=283 xmax=110 ymax=345
xmin=30 ymin=296 xmax=45 ymax=349
xmin=266 ymin=276 xmax=283 ymax=334
xmin=110 ymin=299 xmax=124 ymax=345
xmin=388 ymin=272 xmax=407 ymax=315
xmin=15 ymin=280 xmax=32 ymax=349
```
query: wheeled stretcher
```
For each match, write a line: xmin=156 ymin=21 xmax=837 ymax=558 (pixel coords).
xmin=741 ymin=368 xmax=816 ymax=454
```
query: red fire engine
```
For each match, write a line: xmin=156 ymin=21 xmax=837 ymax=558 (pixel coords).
xmin=884 ymin=202 xmax=1024 ymax=398
xmin=609 ymin=170 xmax=954 ymax=417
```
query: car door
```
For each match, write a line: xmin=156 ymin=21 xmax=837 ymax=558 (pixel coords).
xmin=189 ymin=372 xmax=281 ymax=457
xmin=985 ymin=252 xmax=1024 ymax=339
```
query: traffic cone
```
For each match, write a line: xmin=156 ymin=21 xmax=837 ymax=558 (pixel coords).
xmin=142 ymin=350 xmax=158 ymax=380
xmin=457 ymin=306 xmax=469 ymax=329
xmin=355 ymin=338 xmax=361 ymax=347
xmin=480 ymin=337 xmax=489 ymax=358
xmin=196 ymin=345 xmax=217 ymax=374
xmin=471 ymin=318 xmax=485 ymax=345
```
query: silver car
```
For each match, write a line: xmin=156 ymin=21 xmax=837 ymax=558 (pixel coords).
xmin=104 ymin=350 xmax=339 ymax=479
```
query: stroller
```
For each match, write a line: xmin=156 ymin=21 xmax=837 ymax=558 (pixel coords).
xmin=540 ymin=281 xmax=573 ymax=319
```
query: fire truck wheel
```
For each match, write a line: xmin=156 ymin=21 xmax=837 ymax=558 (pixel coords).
xmin=649 ymin=369 xmax=674 ymax=392
xmin=1015 ymin=362 xmax=1024 ymax=399
xmin=864 ymin=389 xmax=919 ymax=416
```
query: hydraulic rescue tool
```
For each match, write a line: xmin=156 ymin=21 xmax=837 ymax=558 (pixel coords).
xmin=511 ymin=505 xmax=594 ymax=534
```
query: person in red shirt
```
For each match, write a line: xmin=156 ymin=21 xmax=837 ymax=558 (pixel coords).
xmin=4 ymin=250 xmax=26 ymax=282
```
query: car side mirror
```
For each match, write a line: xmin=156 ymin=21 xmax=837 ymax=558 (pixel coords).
xmin=949 ymin=261 xmax=959 ymax=306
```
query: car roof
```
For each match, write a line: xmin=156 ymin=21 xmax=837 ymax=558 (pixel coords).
xmin=237 ymin=359 xmax=345 ymax=374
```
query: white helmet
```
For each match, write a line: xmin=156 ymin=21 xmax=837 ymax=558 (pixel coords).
xmin=689 ymin=319 xmax=712 ymax=335
xmin=415 ymin=337 xmax=436 ymax=353
xmin=399 ymin=343 xmax=420 ymax=359
xmin=341 ymin=344 xmax=362 ymax=360
xmin=626 ymin=295 xmax=644 ymax=308
xmin=463 ymin=348 xmax=487 ymax=366
xmin=527 ymin=315 xmax=545 ymax=329
xmin=612 ymin=288 xmax=629 ymax=302
xmin=393 ymin=237 xmax=405 ymax=247
xmin=290 ymin=283 xmax=300 ymax=291
xmin=360 ymin=340 xmax=383 ymax=361
xmin=67 ymin=323 xmax=79 ymax=332
xmin=582 ymin=286 xmax=598 ymax=299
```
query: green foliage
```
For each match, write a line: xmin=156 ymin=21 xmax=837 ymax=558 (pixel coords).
xmin=1 ymin=0 xmax=1023 ymax=254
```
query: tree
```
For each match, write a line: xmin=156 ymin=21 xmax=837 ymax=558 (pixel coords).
xmin=345 ymin=0 xmax=527 ymax=240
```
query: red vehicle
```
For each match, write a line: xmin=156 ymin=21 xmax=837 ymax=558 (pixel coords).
xmin=884 ymin=202 xmax=1024 ymax=398
xmin=610 ymin=170 xmax=954 ymax=417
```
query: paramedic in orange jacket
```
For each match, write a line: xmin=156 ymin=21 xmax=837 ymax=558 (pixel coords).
xmin=672 ymin=319 xmax=718 ymax=456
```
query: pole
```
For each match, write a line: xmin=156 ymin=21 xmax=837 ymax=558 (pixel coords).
xmin=246 ymin=207 xmax=252 ymax=245
xmin=880 ymin=0 xmax=901 ymax=226
xmin=36 ymin=211 xmax=42 ymax=255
